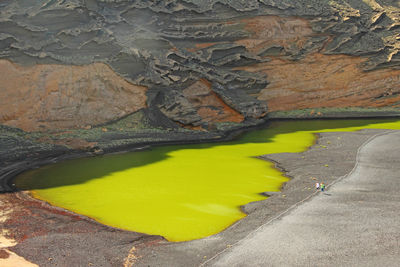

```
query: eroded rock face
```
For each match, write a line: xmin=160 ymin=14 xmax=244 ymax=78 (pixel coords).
xmin=158 ymin=79 xmax=244 ymax=128
xmin=0 ymin=60 xmax=147 ymax=131
xmin=238 ymin=54 xmax=400 ymax=111
xmin=0 ymin=0 xmax=399 ymax=131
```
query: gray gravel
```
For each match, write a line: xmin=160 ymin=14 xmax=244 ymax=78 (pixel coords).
xmin=207 ymin=130 xmax=400 ymax=267
xmin=5 ymin=128 xmax=399 ymax=266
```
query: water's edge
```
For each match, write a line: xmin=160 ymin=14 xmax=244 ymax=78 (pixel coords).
xmin=4 ymin=114 xmax=400 ymax=193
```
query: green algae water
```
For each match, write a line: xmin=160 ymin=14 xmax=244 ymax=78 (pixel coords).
xmin=15 ymin=119 xmax=400 ymax=241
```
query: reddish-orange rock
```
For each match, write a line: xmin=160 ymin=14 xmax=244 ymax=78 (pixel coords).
xmin=186 ymin=42 xmax=219 ymax=52
xmin=236 ymin=53 xmax=400 ymax=111
xmin=0 ymin=60 xmax=147 ymax=131
xmin=229 ymin=15 xmax=400 ymax=113
xmin=236 ymin=16 xmax=314 ymax=54
xmin=182 ymin=79 xmax=244 ymax=124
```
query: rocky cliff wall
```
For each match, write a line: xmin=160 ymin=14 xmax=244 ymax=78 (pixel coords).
xmin=0 ymin=60 xmax=147 ymax=131
xmin=0 ymin=0 xmax=399 ymax=132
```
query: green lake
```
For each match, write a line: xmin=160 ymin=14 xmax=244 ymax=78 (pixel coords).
xmin=15 ymin=119 xmax=400 ymax=241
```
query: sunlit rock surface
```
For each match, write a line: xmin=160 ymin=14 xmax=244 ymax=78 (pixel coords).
xmin=0 ymin=0 xmax=399 ymax=131
xmin=0 ymin=60 xmax=147 ymax=131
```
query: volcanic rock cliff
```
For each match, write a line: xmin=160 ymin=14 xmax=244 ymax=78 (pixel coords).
xmin=0 ymin=0 xmax=399 ymax=158
xmin=1 ymin=0 xmax=400 ymax=132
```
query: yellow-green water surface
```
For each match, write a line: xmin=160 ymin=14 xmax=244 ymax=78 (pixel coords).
xmin=15 ymin=119 xmax=400 ymax=241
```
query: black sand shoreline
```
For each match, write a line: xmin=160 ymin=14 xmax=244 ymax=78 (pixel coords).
xmin=1 ymin=115 xmax=400 ymax=266
xmin=133 ymin=128 xmax=393 ymax=267
xmin=3 ymin=112 xmax=400 ymax=193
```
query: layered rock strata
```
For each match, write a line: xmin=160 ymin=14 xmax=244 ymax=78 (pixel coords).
xmin=0 ymin=0 xmax=399 ymax=133
xmin=240 ymin=54 xmax=400 ymax=112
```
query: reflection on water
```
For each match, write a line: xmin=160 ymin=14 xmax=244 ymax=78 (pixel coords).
xmin=15 ymin=119 xmax=400 ymax=241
